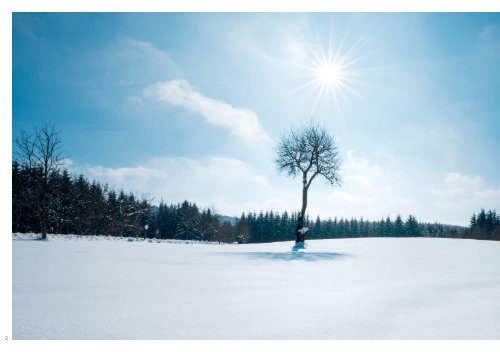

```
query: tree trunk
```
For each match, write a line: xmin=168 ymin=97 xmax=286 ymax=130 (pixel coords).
xmin=40 ymin=212 xmax=47 ymax=240
xmin=295 ymin=216 xmax=305 ymax=243
xmin=38 ymin=198 xmax=48 ymax=240
xmin=295 ymin=174 xmax=308 ymax=243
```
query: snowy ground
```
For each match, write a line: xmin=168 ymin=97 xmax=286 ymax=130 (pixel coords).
xmin=12 ymin=234 xmax=500 ymax=339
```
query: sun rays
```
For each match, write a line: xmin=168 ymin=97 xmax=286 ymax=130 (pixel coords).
xmin=281 ymin=21 xmax=378 ymax=120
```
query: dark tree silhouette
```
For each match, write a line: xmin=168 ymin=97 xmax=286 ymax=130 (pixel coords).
xmin=275 ymin=123 xmax=342 ymax=243
xmin=15 ymin=123 xmax=65 ymax=239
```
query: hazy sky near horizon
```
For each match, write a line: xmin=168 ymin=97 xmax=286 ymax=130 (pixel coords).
xmin=12 ymin=12 xmax=500 ymax=225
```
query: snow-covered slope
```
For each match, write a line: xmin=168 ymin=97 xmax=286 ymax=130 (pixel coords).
xmin=12 ymin=234 xmax=500 ymax=339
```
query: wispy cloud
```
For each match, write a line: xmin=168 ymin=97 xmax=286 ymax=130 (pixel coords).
xmin=432 ymin=172 xmax=500 ymax=224
xmin=120 ymin=38 xmax=177 ymax=69
xmin=310 ymin=150 xmax=417 ymax=220
xmin=87 ymin=165 xmax=164 ymax=193
xmin=433 ymin=172 xmax=500 ymax=199
xmin=144 ymin=79 xmax=272 ymax=144
xmin=72 ymin=156 xmax=289 ymax=215
xmin=66 ymin=151 xmax=499 ymax=226
xmin=104 ymin=37 xmax=181 ymax=89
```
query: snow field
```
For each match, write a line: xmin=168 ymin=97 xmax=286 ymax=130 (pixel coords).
xmin=12 ymin=235 xmax=500 ymax=339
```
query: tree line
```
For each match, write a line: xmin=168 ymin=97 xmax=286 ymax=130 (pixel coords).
xmin=469 ymin=209 xmax=500 ymax=240
xmin=148 ymin=201 xmax=234 ymax=243
xmin=12 ymin=159 xmax=241 ymax=242
xmin=12 ymin=123 xmax=498 ymax=242
xmin=13 ymin=162 xmax=152 ymax=237
xmin=234 ymin=210 xmax=500 ymax=243
xmin=235 ymin=212 xmax=461 ymax=243
xmin=12 ymin=158 xmax=498 ymax=243
xmin=12 ymin=122 xmax=154 ymax=238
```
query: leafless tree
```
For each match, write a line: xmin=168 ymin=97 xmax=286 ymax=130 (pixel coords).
xmin=275 ymin=123 xmax=342 ymax=243
xmin=214 ymin=221 xmax=233 ymax=244
xmin=235 ymin=216 xmax=251 ymax=244
xmin=15 ymin=123 xmax=65 ymax=239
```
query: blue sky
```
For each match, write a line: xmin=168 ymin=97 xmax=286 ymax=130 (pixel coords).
xmin=12 ymin=12 xmax=500 ymax=225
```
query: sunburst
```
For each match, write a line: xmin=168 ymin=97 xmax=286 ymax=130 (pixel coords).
xmin=286 ymin=25 xmax=373 ymax=118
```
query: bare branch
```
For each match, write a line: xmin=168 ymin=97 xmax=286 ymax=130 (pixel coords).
xmin=275 ymin=123 xmax=342 ymax=188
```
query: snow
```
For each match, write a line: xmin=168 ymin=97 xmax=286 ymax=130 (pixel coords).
xmin=12 ymin=234 xmax=500 ymax=339
xmin=12 ymin=233 xmax=228 ymax=245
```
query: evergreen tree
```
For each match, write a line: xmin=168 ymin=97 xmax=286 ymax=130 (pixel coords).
xmin=394 ymin=215 xmax=404 ymax=237
xmin=470 ymin=213 xmax=477 ymax=228
xmin=312 ymin=215 xmax=321 ymax=240
xmin=280 ymin=211 xmax=290 ymax=241
xmin=385 ymin=216 xmax=393 ymax=237
xmin=404 ymin=215 xmax=420 ymax=237
xmin=236 ymin=213 xmax=251 ymax=243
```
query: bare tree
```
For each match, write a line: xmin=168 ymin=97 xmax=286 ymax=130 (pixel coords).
xmin=275 ymin=123 xmax=342 ymax=244
xmin=214 ymin=221 xmax=233 ymax=244
xmin=235 ymin=214 xmax=251 ymax=244
xmin=15 ymin=123 xmax=65 ymax=239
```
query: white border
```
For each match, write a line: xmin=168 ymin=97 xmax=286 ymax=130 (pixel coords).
xmin=3 ymin=340 xmax=500 ymax=352
xmin=0 ymin=2 xmax=13 ymax=350
xmin=3 ymin=1 xmax=500 ymax=352
xmin=4 ymin=0 xmax=500 ymax=12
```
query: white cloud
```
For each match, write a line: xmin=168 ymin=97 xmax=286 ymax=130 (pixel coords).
xmin=435 ymin=172 xmax=483 ymax=195
xmin=144 ymin=79 xmax=272 ymax=144
xmin=75 ymin=156 xmax=290 ymax=216
xmin=343 ymin=150 xmax=384 ymax=192
xmin=280 ymin=23 xmax=312 ymax=65
xmin=86 ymin=165 xmax=163 ymax=193
xmin=119 ymin=38 xmax=178 ymax=72
xmin=60 ymin=158 xmax=75 ymax=169
xmin=124 ymin=38 xmax=162 ymax=56
xmin=431 ymin=172 xmax=500 ymax=225
xmin=68 ymin=151 xmax=498 ymax=226
xmin=433 ymin=172 xmax=500 ymax=201
xmin=227 ymin=17 xmax=312 ymax=67
xmin=99 ymin=37 xmax=181 ymax=92
xmin=92 ymin=150 xmax=414 ymax=222
xmin=332 ymin=156 xmax=499 ymax=225
xmin=306 ymin=150 xmax=417 ymax=221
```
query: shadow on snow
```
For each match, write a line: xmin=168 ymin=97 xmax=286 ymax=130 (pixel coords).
xmin=223 ymin=251 xmax=350 ymax=262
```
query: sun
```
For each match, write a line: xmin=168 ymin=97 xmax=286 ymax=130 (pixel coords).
xmin=315 ymin=61 xmax=344 ymax=88
xmin=283 ymin=23 xmax=373 ymax=117
xmin=306 ymin=58 xmax=349 ymax=114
